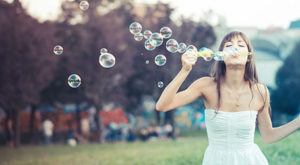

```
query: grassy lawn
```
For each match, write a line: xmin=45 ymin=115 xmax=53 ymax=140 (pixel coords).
xmin=0 ymin=131 xmax=299 ymax=165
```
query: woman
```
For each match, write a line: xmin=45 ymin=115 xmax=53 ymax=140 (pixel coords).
xmin=156 ymin=31 xmax=300 ymax=165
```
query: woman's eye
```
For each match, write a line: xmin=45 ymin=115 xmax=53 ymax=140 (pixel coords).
xmin=238 ymin=45 xmax=245 ymax=47
xmin=225 ymin=45 xmax=232 ymax=47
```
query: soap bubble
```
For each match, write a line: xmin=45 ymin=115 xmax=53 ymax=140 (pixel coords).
xmin=213 ymin=51 xmax=224 ymax=61
xmin=129 ymin=22 xmax=142 ymax=34
xmin=68 ymin=74 xmax=81 ymax=88
xmin=198 ymin=47 xmax=214 ymax=61
xmin=143 ymin=30 xmax=152 ymax=39
xmin=144 ymin=39 xmax=156 ymax=51
xmin=53 ymin=45 xmax=63 ymax=55
xmin=177 ymin=43 xmax=187 ymax=53
xmin=184 ymin=50 xmax=198 ymax=64
xmin=160 ymin=27 xmax=172 ymax=39
xmin=166 ymin=39 xmax=178 ymax=53
xmin=186 ymin=45 xmax=197 ymax=52
xmin=134 ymin=33 xmax=144 ymax=41
xmin=149 ymin=32 xmax=164 ymax=47
xmin=154 ymin=54 xmax=167 ymax=66
xmin=157 ymin=81 xmax=164 ymax=88
xmin=100 ymin=48 xmax=108 ymax=54
xmin=223 ymin=47 xmax=239 ymax=57
xmin=99 ymin=53 xmax=116 ymax=68
xmin=79 ymin=1 xmax=89 ymax=11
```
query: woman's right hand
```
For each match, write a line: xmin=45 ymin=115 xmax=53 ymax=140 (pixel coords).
xmin=181 ymin=50 xmax=198 ymax=72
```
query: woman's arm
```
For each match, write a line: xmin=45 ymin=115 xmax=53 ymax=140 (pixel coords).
xmin=257 ymin=85 xmax=300 ymax=144
xmin=156 ymin=51 xmax=209 ymax=112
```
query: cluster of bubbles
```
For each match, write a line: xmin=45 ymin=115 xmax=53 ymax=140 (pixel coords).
xmin=195 ymin=46 xmax=249 ymax=62
xmin=51 ymin=3 xmax=120 ymax=89
xmin=129 ymin=22 xmax=250 ymax=88
xmin=129 ymin=22 xmax=191 ymax=89
xmin=53 ymin=45 xmax=82 ymax=88
xmin=129 ymin=22 xmax=187 ymax=54
xmin=52 ymin=45 xmax=116 ymax=88
xmin=99 ymin=48 xmax=116 ymax=69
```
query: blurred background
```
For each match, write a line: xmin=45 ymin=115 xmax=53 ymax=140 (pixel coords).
xmin=0 ymin=0 xmax=300 ymax=164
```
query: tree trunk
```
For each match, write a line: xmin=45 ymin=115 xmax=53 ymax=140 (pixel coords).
xmin=11 ymin=108 xmax=20 ymax=147
xmin=29 ymin=105 xmax=37 ymax=144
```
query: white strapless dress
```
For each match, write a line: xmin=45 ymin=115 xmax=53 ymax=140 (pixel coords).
xmin=202 ymin=109 xmax=269 ymax=165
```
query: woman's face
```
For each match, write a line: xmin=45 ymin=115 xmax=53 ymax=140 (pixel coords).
xmin=222 ymin=36 xmax=249 ymax=67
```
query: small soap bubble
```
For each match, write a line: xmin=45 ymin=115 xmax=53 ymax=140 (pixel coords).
xmin=157 ymin=81 xmax=164 ymax=88
xmin=53 ymin=45 xmax=63 ymax=55
xmin=79 ymin=1 xmax=89 ymax=11
xmin=99 ymin=53 xmax=116 ymax=68
xmin=166 ymin=39 xmax=179 ymax=53
xmin=68 ymin=74 xmax=81 ymax=88
xmin=129 ymin=22 xmax=142 ymax=34
xmin=160 ymin=27 xmax=172 ymax=39
xmin=154 ymin=54 xmax=167 ymax=66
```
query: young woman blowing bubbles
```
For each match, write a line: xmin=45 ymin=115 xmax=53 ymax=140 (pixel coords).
xmin=156 ymin=31 xmax=300 ymax=165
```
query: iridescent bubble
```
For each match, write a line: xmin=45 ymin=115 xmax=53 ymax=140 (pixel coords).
xmin=143 ymin=30 xmax=152 ymax=39
xmin=177 ymin=43 xmax=187 ymax=53
xmin=134 ymin=33 xmax=144 ymax=41
xmin=166 ymin=39 xmax=178 ymax=53
xmin=144 ymin=39 xmax=156 ymax=51
xmin=68 ymin=74 xmax=81 ymax=88
xmin=99 ymin=53 xmax=116 ymax=68
xmin=79 ymin=1 xmax=89 ymax=11
xmin=129 ymin=22 xmax=142 ymax=35
xmin=203 ymin=56 xmax=213 ymax=61
xmin=149 ymin=33 xmax=164 ymax=47
xmin=160 ymin=27 xmax=172 ymax=39
xmin=213 ymin=51 xmax=224 ymax=61
xmin=223 ymin=47 xmax=238 ymax=57
xmin=154 ymin=54 xmax=167 ymax=66
xmin=100 ymin=48 xmax=108 ymax=54
xmin=145 ymin=60 xmax=150 ymax=64
xmin=186 ymin=45 xmax=197 ymax=53
xmin=198 ymin=47 xmax=214 ymax=61
xmin=185 ymin=51 xmax=198 ymax=64
xmin=53 ymin=45 xmax=63 ymax=55
xmin=157 ymin=81 xmax=164 ymax=88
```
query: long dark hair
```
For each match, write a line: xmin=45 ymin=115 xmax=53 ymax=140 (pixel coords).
xmin=209 ymin=31 xmax=267 ymax=114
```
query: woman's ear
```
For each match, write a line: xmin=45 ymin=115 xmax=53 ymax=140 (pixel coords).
xmin=247 ymin=52 xmax=253 ymax=62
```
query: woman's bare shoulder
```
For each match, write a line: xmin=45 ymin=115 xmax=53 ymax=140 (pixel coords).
xmin=192 ymin=76 xmax=216 ymax=93
xmin=252 ymin=83 xmax=269 ymax=99
xmin=194 ymin=76 xmax=215 ymax=86
xmin=253 ymin=83 xmax=268 ymax=92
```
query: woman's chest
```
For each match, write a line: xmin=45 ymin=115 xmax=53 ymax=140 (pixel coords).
xmin=203 ymin=87 xmax=264 ymax=111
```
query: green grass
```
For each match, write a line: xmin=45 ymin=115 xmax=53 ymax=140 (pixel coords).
xmin=0 ymin=131 xmax=299 ymax=165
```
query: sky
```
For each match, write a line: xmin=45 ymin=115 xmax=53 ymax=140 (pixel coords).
xmin=19 ymin=0 xmax=300 ymax=29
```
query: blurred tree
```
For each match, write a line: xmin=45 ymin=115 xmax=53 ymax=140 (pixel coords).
xmin=122 ymin=2 xmax=216 ymax=130
xmin=0 ymin=0 xmax=217 ymax=145
xmin=0 ymin=0 xmax=58 ymax=146
xmin=40 ymin=0 xmax=137 ymax=141
xmin=271 ymin=41 xmax=300 ymax=117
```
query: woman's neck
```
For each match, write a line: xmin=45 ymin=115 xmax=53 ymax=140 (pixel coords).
xmin=223 ymin=67 xmax=248 ymax=90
